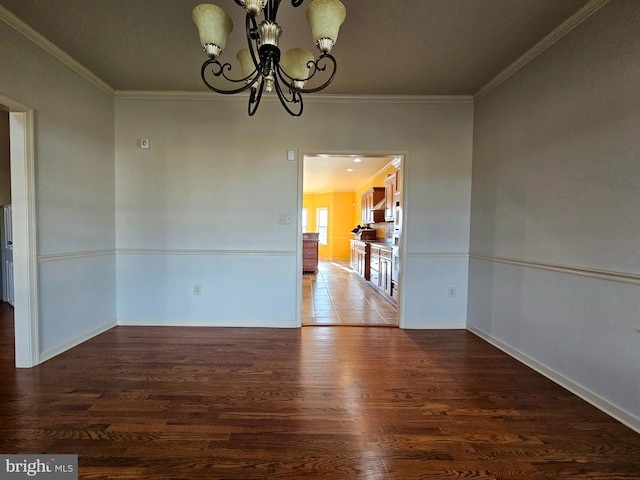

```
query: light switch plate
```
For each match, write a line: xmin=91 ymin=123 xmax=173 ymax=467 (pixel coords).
xmin=278 ymin=213 xmax=293 ymax=225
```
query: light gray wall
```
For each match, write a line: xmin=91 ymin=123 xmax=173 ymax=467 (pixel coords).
xmin=115 ymin=97 xmax=473 ymax=328
xmin=468 ymin=2 xmax=640 ymax=429
xmin=0 ymin=20 xmax=116 ymax=358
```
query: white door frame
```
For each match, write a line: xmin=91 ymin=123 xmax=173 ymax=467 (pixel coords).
xmin=296 ymin=150 xmax=409 ymax=329
xmin=1 ymin=94 xmax=39 ymax=367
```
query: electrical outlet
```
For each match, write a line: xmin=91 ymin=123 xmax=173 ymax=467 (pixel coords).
xmin=194 ymin=284 xmax=201 ymax=296
xmin=448 ymin=287 xmax=456 ymax=298
xmin=277 ymin=213 xmax=293 ymax=225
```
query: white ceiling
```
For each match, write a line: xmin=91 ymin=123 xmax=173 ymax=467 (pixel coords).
xmin=0 ymin=0 xmax=592 ymax=191
xmin=303 ymin=155 xmax=396 ymax=194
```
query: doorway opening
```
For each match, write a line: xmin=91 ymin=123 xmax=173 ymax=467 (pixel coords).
xmin=301 ymin=153 xmax=404 ymax=327
xmin=0 ymin=95 xmax=39 ymax=368
xmin=0 ymin=110 xmax=12 ymax=306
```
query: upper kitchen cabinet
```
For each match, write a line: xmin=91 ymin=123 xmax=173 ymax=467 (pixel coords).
xmin=384 ymin=159 xmax=403 ymax=222
xmin=361 ymin=187 xmax=385 ymax=224
xmin=384 ymin=173 xmax=395 ymax=222
xmin=395 ymin=164 xmax=402 ymax=197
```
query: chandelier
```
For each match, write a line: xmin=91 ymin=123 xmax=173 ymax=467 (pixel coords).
xmin=192 ymin=0 xmax=346 ymax=116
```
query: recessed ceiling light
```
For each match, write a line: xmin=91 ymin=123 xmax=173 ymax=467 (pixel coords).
xmin=346 ymin=168 xmax=354 ymax=172
xmin=353 ymin=158 xmax=362 ymax=163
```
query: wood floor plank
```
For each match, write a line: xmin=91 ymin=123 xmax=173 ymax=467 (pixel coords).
xmin=1 ymin=303 xmax=639 ymax=478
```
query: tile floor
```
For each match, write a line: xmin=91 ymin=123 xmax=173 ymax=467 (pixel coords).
xmin=302 ymin=259 xmax=398 ymax=326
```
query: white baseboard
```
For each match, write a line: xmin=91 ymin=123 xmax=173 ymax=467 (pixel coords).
xmin=40 ymin=319 xmax=116 ymax=363
xmin=467 ymin=325 xmax=640 ymax=434
xmin=117 ymin=318 xmax=298 ymax=328
xmin=403 ymin=320 xmax=467 ymax=329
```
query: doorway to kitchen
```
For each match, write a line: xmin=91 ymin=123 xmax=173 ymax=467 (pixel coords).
xmin=301 ymin=153 xmax=403 ymax=327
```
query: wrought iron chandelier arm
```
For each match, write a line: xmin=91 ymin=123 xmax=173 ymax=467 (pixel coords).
xmin=275 ymin=53 xmax=337 ymax=94
xmin=244 ymin=14 xmax=271 ymax=78
xmin=200 ymin=59 xmax=257 ymax=95
xmin=273 ymin=64 xmax=298 ymax=92
xmin=273 ymin=76 xmax=304 ymax=117
xmin=265 ymin=0 xmax=282 ymax=21
xmin=298 ymin=54 xmax=336 ymax=93
xmin=246 ymin=12 xmax=260 ymax=43
xmin=267 ymin=1 xmax=305 ymax=21
xmin=247 ymin=79 xmax=266 ymax=116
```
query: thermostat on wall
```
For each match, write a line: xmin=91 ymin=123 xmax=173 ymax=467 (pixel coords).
xmin=139 ymin=138 xmax=150 ymax=149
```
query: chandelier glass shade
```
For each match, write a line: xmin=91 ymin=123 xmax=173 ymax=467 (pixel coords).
xmin=192 ymin=0 xmax=346 ymax=116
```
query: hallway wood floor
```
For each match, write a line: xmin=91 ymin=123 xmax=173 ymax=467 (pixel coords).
xmin=302 ymin=260 xmax=398 ymax=326
xmin=1 ymin=303 xmax=639 ymax=478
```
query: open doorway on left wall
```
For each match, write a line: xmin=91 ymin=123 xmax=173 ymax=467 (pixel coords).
xmin=0 ymin=109 xmax=11 ymax=307
xmin=0 ymin=95 xmax=39 ymax=368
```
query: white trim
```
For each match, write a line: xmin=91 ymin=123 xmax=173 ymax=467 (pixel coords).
xmin=115 ymin=90 xmax=474 ymax=104
xmin=7 ymin=109 xmax=39 ymax=368
xmin=39 ymin=320 xmax=116 ymax=363
xmin=299 ymin=150 xmax=409 ymax=329
xmin=404 ymin=321 xmax=466 ymax=330
xmin=296 ymin=148 xmax=304 ymax=328
xmin=397 ymin=153 xmax=409 ymax=330
xmin=467 ymin=325 xmax=640 ymax=435
xmin=0 ymin=5 xmax=114 ymax=97
xmin=407 ymin=252 xmax=469 ymax=258
xmin=117 ymin=318 xmax=297 ymax=328
xmin=474 ymin=0 xmax=611 ymax=100
xmin=310 ymin=93 xmax=471 ymax=104
xmin=0 ymin=93 xmax=31 ymax=112
xmin=470 ymin=253 xmax=640 ymax=286
xmin=116 ymin=248 xmax=296 ymax=257
xmin=38 ymin=249 xmax=115 ymax=262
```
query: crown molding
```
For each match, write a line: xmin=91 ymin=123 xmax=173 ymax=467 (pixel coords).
xmin=114 ymin=90 xmax=474 ymax=104
xmin=474 ymin=0 xmax=611 ymax=101
xmin=301 ymin=94 xmax=474 ymax=104
xmin=0 ymin=5 xmax=114 ymax=97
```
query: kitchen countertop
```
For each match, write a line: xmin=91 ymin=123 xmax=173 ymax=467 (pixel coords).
xmin=363 ymin=240 xmax=395 ymax=250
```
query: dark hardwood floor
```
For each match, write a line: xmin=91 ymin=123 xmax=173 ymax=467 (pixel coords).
xmin=1 ymin=303 xmax=639 ymax=479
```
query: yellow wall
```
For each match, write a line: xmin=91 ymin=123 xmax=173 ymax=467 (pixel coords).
xmin=303 ymin=192 xmax=356 ymax=260
xmin=332 ymin=192 xmax=356 ymax=258
xmin=303 ymin=166 xmax=397 ymax=260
